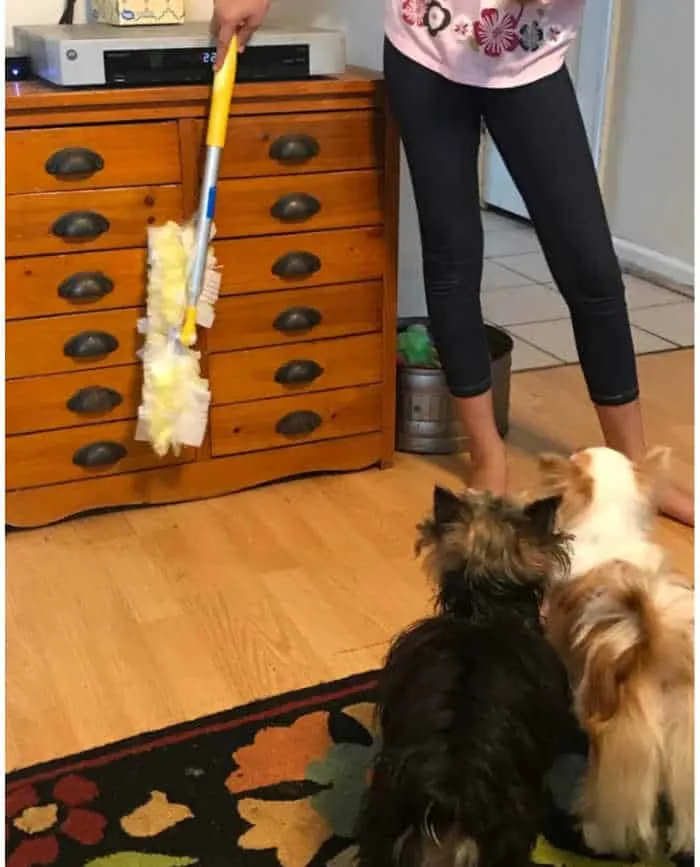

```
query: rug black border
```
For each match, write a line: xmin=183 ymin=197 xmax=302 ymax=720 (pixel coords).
xmin=7 ymin=670 xmax=380 ymax=789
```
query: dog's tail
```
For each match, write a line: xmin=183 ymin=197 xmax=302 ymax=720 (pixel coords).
xmin=573 ymin=563 xmax=693 ymax=855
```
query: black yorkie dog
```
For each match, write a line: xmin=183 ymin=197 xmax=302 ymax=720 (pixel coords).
xmin=357 ymin=487 xmax=575 ymax=867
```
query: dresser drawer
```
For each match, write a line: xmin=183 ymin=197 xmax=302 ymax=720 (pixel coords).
xmin=6 ymin=122 xmax=181 ymax=194
xmin=6 ymin=249 xmax=146 ymax=320
xmin=198 ymin=110 xmax=382 ymax=179
xmin=214 ymin=227 xmax=385 ymax=297
xmin=209 ymin=333 xmax=383 ymax=406
xmin=209 ymin=281 xmax=382 ymax=353
xmin=215 ymin=170 xmax=383 ymax=239
xmin=6 ymin=365 xmax=141 ymax=435
xmin=7 ymin=308 xmax=141 ymax=379
xmin=210 ymin=385 xmax=382 ymax=457
xmin=6 ymin=185 xmax=182 ymax=258
xmin=6 ymin=420 xmax=190 ymax=490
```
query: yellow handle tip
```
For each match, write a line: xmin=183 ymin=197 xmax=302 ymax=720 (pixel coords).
xmin=180 ymin=307 xmax=198 ymax=346
xmin=207 ymin=39 xmax=238 ymax=148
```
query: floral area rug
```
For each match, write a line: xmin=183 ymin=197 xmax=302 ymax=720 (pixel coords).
xmin=6 ymin=672 xmax=691 ymax=867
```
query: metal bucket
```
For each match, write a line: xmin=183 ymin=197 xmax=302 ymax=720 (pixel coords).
xmin=396 ymin=320 xmax=513 ymax=455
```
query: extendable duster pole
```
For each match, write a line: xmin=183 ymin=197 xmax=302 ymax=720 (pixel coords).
xmin=180 ymin=40 xmax=238 ymax=346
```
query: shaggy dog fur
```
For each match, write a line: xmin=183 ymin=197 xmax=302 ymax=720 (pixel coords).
xmin=357 ymin=488 xmax=575 ymax=867
xmin=546 ymin=559 xmax=694 ymax=859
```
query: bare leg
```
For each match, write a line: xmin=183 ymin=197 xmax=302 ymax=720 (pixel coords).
xmin=596 ymin=400 xmax=694 ymax=526
xmin=455 ymin=391 xmax=508 ymax=495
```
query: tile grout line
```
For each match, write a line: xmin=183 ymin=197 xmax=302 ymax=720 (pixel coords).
xmin=504 ymin=319 xmax=684 ymax=360
xmin=489 ymin=259 xmax=553 ymax=285
xmin=499 ymin=327 xmax=568 ymax=365
xmin=482 ymin=273 xmax=690 ymax=310
xmin=625 ymin=321 xmax=684 ymax=349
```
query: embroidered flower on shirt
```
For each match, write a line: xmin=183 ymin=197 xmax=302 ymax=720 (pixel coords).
xmin=473 ymin=7 xmax=521 ymax=57
xmin=400 ymin=0 xmax=426 ymax=27
xmin=548 ymin=25 xmax=562 ymax=42
xmin=423 ymin=0 xmax=452 ymax=36
xmin=519 ymin=20 xmax=544 ymax=51
xmin=451 ymin=14 xmax=472 ymax=41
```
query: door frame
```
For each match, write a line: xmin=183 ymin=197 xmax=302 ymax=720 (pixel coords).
xmin=481 ymin=0 xmax=616 ymax=215
xmin=574 ymin=0 xmax=616 ymax=167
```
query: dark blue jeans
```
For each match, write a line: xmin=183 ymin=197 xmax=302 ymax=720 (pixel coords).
xmin=384 ymin=37 xmax=639 ymax=406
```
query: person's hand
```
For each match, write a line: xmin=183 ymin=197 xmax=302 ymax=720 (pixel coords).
xmin=210 ymin=0 xmax=271 ymax=69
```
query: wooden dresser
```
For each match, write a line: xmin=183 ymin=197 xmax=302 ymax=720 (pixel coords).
xmin=5 ymin=70 xmax=399 ymax=528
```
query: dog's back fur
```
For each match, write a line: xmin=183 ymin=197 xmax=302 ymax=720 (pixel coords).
xmin=357 ymin=489 xmax=575 ymax=867
xmin=547 ymin=561 xmax=694 ymax=857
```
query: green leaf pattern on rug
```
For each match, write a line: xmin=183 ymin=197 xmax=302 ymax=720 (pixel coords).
xmin=307 ymin=742 xmax=374 ymax=839
xmin=82 ymin=853 xmax=198 ymax=867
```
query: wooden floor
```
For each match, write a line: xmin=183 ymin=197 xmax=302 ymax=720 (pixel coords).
xmin=6 ymin=349 xmax=694 ymax=772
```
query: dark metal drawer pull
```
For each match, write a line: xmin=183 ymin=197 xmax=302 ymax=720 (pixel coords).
xmin=45 ymin=147 xmax=105 ymax=178
xmin=273 ymin=306 xmax=322 ymax=334
xmin=274 ymin=359 xmax=324 ymax=386
xmin=269 ymin=133 xmax=320 ymax=164
xmin=275 ymin=410 xmax=323 ymax=437
xmin=73 ymin=441 xmax=128 ymax=468
xmin=272 ymin=251 xmax=321 ymax=279
xmin=58 ymin=271 xmax=114 ymax=303
xmin=63 ymin=330 xmax=119 ymax=359
xmin=270 ymin=193 xmax=320 ymax=223
xmin=52 ymin=211 xmax=110 ymax=241
xmin=66 ymin=386 xmax=123 ymax=415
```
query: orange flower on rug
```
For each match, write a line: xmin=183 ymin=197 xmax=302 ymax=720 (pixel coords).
xmin=228 ymin=703 xmax=379 ymax=867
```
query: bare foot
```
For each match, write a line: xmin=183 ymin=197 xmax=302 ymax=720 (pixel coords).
xmin=657 ymin=481 xmax=694 ymax=527
xmin=466 ymin=446 xmax=508 ymax=496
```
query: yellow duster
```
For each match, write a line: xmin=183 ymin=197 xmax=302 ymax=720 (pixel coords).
xmin=135 ymin=44 xmax=237 ymax=457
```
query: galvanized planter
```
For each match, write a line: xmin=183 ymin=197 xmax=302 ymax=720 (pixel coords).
xmin=396 ymin=320 xmax=513 ymax=455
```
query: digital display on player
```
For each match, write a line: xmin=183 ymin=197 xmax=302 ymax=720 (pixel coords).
xmin=104 ymin=44 xmax=309 ymax=86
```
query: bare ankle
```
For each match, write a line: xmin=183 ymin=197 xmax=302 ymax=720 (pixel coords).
xmin=657 ymin=481 xmax=694 ymax=527
xmin=466 ymin=445 xmax=508 ymax=496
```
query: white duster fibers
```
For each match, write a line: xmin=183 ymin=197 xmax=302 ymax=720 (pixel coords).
xmin=135 ymin=220 xmax=221 ymax=457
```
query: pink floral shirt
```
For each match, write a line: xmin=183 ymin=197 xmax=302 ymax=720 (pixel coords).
xmin=386 ymin=0 xmax=586 ymax=88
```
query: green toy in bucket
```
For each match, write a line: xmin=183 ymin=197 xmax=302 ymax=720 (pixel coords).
xmin=397 ymin=324 xmax=441 ymax=368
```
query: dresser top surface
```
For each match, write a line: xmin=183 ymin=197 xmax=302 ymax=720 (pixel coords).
xmin=6 ymin=67 xmax=383 ymax=117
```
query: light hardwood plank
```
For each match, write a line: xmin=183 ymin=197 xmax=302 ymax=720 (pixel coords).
xmin=6 ymin=350 xmax=693 ymax=771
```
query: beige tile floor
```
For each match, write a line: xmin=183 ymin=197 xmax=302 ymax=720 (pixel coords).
xmin=481 ymin=210 xmax=694 ymax=371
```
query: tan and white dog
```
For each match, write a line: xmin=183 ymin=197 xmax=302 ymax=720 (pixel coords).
xmin=536 ymin=447 xmax=694 ymax=858
xmin=537 ymin=446 xmax=669 ymax=579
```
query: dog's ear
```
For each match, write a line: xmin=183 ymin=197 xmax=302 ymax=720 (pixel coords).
xmin=635 ymin=446 xmax=671 ymax=500
xmin=433 ymin=486 xmax=463 ymax=526
xmin=523 ymin=495 xmax=561 ymax=537
xmin=537 ymin=453 xmax=572 ymax=492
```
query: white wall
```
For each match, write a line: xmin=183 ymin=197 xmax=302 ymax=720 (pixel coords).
xmin=602 ymin=0 xmax=694 ymax=285
xmin=6 ymin=0 xmax=426 ymax=316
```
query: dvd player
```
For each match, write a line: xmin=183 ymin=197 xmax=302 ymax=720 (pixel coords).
xmin=14 ymin=22 xmax=346 ymax=88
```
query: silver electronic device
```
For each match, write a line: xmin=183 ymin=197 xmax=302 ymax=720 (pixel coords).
xmin=14 ymin=22 xmax=346 ymax=88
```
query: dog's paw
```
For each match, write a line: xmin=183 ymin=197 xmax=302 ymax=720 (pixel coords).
xmin=581 ymin=821 xmax=614 ymax=855
xmin=668 ymin=820 xmax=694 ymax=856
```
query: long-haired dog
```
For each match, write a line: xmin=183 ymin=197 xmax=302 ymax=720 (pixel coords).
xmin=537 ymin=446 xmax=669 ymax=578
xmin=546 ymin=560 xmax=694 ymax=858
xmin=357 ymin=488 xmax=575 ymax=867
